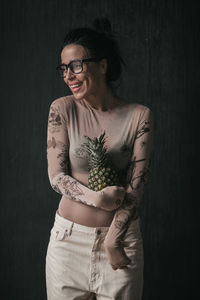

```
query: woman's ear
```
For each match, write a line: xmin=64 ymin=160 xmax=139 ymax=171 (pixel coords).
xmin=99 ymin=58 xmax=107 ymax=75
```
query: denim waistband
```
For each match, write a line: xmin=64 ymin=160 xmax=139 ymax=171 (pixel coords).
xmin=54 ymin=210 xmax=140 ymax=236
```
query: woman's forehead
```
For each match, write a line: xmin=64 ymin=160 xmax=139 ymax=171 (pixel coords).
xmin=61 ymin=44 xmax=90 ymax=63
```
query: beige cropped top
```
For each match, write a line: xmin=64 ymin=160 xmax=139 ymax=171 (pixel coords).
xmin=46 ymin=94 xmax=154 ymax=245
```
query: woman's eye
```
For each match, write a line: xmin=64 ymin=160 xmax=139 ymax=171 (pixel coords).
xmin=74 ymin=63 xmax=81 ymax=68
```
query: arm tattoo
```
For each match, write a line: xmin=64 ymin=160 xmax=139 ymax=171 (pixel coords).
xmin=135 ymin=119 xmax=150 ymax=139
xmin=113 ymin=158 xmax=151 ymax=231
xmin=53 ymin=174 xmax=84 ymax=197
xmin=48 ymin=104 xmax=63 ymax=133
xmin=114 ymin=190 xmax=139 ymax=230
xmin=114 ymin=210 xmax=130 ymax=230
xmin=51 ymin=174 xmax=97 ymax=208
xmin=47 ymin=138 xmax=69 ymax=170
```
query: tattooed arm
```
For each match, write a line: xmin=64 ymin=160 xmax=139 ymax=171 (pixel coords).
xmin=47 ymin=99 xmax=102 ymax=207
xmin=104 ymin=106 xmax=154 ymax=270
xmin=47 ymin=99 xmax=124 ymax=210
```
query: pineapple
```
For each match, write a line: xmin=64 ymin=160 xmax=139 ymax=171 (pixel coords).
xmin=81 ymin=131 xmax=119 ymax=191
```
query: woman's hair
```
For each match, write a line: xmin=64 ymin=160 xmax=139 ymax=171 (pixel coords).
xmin=59 ymin=17 xmax=125 ymax=86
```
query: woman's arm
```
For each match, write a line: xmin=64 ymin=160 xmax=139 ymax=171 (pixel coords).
xmin=47 ymin=99 xmax=103 ymax=207
xmin=47 ymin=99 xmax=125 ymax=211
xmin=104 ymin=106 xmax=154 ymax=270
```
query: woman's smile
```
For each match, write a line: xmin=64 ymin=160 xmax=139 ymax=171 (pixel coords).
xmin=69 ymin=82 xmax=83 ymax=93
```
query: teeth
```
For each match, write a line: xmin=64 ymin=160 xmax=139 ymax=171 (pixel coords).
xmin=71 ymin=83 xmax=82 ymax=88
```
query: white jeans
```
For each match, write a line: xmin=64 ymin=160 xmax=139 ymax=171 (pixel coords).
xmin=45 ymin=210 xmax=144 ymax=300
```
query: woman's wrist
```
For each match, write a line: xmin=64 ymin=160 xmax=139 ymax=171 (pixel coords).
xmin=95 ymin=190 xmax=104 ymax=209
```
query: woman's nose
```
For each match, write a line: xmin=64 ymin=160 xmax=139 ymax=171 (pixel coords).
xmin=64 ymin=67 xmax=75 ymax=79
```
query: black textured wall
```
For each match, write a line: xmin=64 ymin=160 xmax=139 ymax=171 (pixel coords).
xmin=1 ymin=1 xmax=199 ymax=299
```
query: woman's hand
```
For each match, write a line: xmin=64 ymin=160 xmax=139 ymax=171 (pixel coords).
xmin=104 ymin=239 xmax=131 ymax=270
xmin=97 ymin=185 xmax=126 ymax=211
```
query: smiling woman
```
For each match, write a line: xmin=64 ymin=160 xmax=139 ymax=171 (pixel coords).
xmin=61 ymin=44 xmax=106 ymax=100
xmin=45 ymin=17 xmax=154 ymax=300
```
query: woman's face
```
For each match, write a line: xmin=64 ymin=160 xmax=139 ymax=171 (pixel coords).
xmin=60 ymin=44 xmax=107 ymax=100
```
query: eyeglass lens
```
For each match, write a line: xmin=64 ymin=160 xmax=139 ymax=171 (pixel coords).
xmin=58 ymin=61 xmax=83 ymax=77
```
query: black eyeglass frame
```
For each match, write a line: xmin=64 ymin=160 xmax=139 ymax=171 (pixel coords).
xmin=56 ymin=57 xmax=102 ymax=77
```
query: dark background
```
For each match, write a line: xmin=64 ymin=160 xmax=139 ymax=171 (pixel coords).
xmin=0 ymin=0 xmax=199 ymax=299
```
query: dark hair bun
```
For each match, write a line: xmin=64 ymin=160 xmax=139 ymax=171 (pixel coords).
xmin=60 ymin=17 xmax=124 ymax=84
xmin=92 ymin=17 xmax=112 ymax=35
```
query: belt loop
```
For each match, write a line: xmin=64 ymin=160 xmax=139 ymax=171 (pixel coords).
xmin=68 ymin=222 xmax=74 ymax=236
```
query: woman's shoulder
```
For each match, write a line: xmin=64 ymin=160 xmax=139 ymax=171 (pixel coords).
xmin=48 ymin=95 xmax=76 ymax=122
xmin=50 ymin=95 xmax=74 ymax=108
xmin=133 ymin=103 xmax=153 ymax=117
xmin=118 ymin=97 xmax=153 ymax=114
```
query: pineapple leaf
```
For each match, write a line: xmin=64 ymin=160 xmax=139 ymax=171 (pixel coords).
xmin=84 ymin=135 xmax=92 ymax=142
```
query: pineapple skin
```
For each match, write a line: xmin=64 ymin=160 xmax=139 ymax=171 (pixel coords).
xmin=88 ymin=165 xmax=119 ymax=191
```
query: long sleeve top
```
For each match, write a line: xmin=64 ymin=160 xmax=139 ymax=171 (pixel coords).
xmin=46 ymin=95 xmax=154 ymax=244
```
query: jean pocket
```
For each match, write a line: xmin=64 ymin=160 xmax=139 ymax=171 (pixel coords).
xmin=50 ymin=224 xmax=69 ymax=241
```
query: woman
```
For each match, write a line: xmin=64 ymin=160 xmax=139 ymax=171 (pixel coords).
xmin=45 ymin=17 xmax=154 ymax=300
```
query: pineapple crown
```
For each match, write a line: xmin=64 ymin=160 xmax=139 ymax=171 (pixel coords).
xmin=81 ymin=130 xmax=109 ymax=168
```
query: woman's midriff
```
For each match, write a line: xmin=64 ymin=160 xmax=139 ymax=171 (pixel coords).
xmin=58 ymin=195 xmax=115 ymax=227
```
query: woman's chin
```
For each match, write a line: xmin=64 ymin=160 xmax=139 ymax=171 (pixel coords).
xmin=71 ymin=90 xmax=87 ymax=100
xmin=72 ymin=93 xmax=83 ymax=100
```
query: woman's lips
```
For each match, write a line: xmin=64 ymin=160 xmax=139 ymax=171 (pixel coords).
xmin=69 ymin=82 xmax=83 ymax=92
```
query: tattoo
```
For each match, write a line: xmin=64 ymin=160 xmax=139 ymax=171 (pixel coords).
xmin=51 ymin=183 xmax=61 ymax=194
xmin=133 ymin=158 xmax=151 ymax=187
xmin=122 ymin=193 xmax=139 ymax=219
xmin=57 ymin=175 xmax=84 ymax=197
xmin=131 ymin=166 xmax=149 ymax=189
xmin=140 ymin=140 xmax=146 ymax=148
xmin=126 ymin=156 xmax=147 ymax=184
xmin=58 ymin=148 xmax=69 ymax=170
xmin=114 ymin=210 xmax=130 ymax=230
xmin=47 ymin=137 xmax=57 ymax=149
xmin=126 ymin=156 xmax=136 ymax=183
xmin=48 ymin=104 xmax=63 ymax=133
xmin=113 ymin=205 xmax=138 ymax=237
xmin=51 ymin=174 xmax=98 ymax=207
xmin=47 ymin=138 xmax=69 ymax=171
xmin=114 ymin=158 xmax=152 ymax=229
xmin=123 ymin=193 xmax=137 ymax=209
xmin=135 ymin=119 xmax=150 ymax=139
xmin=120 ymin=142 xmax=132 ymax=158
xmin=74 ymin=147 xmax=89 ymax=160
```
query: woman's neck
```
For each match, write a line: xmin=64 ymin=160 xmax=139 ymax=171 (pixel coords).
xmin=82 ymin=86 xmax=118 ymax=112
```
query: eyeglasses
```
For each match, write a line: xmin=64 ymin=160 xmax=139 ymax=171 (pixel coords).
xmin=56 ymin=58 xmax=101 ymax=78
